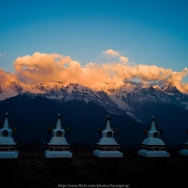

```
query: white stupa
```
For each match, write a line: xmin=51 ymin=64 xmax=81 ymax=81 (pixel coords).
xmin=138 ymin=116 xmax=169 ymax=157
xmin=93 ymin=115 xmax=123 ymax=158
xmin=45 ymin=113 xmax=72 ymax=158
xmin=179 ymin=133 xmax=188 ymax=156
xmin=0 ymin=113 xmax=18 ymax=159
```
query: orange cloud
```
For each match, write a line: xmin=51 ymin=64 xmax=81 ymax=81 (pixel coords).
xmin=14 ymin=52 xmax=72 ymax=84
xmin=0 ymin=69 xmax=16 ymax=87
xmin=1 ymin=52 xmax=186 ymax=94
xmin=101 ymin=63 xmax=172 ymax=83
xmin=181 ymin=83 xmax=188 ymax=93
xmin=104 ymin=49 xmax=120 ymax=57
xmin=164 ymin=68 xmax=188 ymax=93
xmin=119 ymin=56 xmax=128 ymax=63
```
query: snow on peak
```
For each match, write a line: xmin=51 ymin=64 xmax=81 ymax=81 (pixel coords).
xmin=118 ymin=82 xmax=137 ymax=92
xmin=161 ymin=82 xmax=176 ymax=91
xmin=65 ymin=83 xmax=93 ymax=94
xmin=152 ymin=85 xmax=159 ymax=90
xmin=92 ymin=82 xmax=124 ymax=94
xmin=160 ymin=82 xmax=180 ymax=95
xmin=1 ymin=78 xmax=188 ymax=122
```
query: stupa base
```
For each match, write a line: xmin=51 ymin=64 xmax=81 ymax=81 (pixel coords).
xmin=138 ymin=149 xmax=169 ymax=157
xmin=0 ymin=151 xmax=18 ymax=159
xmin=45 ymin=150 xmax=72 ymax=158
xmin=93 ymin=149 xmax=123 ymax=158
xmin=179 ymin=149 xmax=188 ymax=156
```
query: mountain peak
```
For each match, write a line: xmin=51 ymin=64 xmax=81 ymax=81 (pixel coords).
xmin=161 ymin=82 xmax=178 ymax=94
xmin=66 ymin=83 xmax=89 ymax=91
xmin=92 ymin=82 xmax=124 ymax=94
xmin=120 ymin=82 xmax=137 ymax=92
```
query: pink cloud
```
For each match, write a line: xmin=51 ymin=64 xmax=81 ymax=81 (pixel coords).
xmin=14 ymin=52 xmax=72 ymax=84
xmin=119 ymin=56 xmax=128 ymax=63
xmin=104 ymin=49 xmax=120 ymax=57
xmin=0 ymin=69 xmax=16 ymax=87
xmin=0 ymin=52 xmax=187 ymax=94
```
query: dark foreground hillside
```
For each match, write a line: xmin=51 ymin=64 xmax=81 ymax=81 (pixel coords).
xmin=0 ymin=148 xmax=188 ymax=188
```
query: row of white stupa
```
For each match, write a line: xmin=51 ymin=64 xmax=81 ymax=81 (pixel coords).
xmin=0 ymin=113 xmax=188 ymax=159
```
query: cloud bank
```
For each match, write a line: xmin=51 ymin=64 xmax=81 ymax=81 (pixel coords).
xmin=1 ymin=51 xmax=188 ymax=94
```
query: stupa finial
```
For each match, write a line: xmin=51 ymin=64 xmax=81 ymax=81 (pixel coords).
xmin=105 ymin=115 xmax=111 ymax=130
xmin=3 ymin=112 xmax=9 ymax=128
xmin=56 ymin=113 xmax=62 ymax=129
xmin=150 ymin=116 xmax=158 ymax=131
xmin=106 ymin=115 xmax=111 ymax=120
xmin=97 ymin=115 xmax=112 ymax=133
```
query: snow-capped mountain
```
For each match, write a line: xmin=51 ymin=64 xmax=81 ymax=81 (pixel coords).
xmin=1 ymin=79 xmax=188 ymax=121
xmin=113 ymin=83 xmax=188 ymax=110
xmin=96 ymin=82 xmax=137 ymax=93
xmin=0 ymin=80 xmax=123 ymax=115
xmin=93 ymin=82 xmax=125 ymax=94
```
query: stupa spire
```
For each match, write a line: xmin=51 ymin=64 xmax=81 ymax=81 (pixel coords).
xmin=105 ymin=115 xmax=111 ymax=130
xmin=56 ymin=113 xmax=62 ymax=129
xmin=150 ymin=116 xmax=158 ymax=131
xmin=3 ymin=112 xmax=9 ymax=128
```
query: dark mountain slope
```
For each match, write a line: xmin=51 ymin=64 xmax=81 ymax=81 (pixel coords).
xmin=0 ymin=95 xmax=145 ymax=143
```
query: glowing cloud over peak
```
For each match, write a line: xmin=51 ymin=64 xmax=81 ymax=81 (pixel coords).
xmin=0 ymin=51 xmax=187 ymax=94
xmin=164 ymin=68 xmax=188 ymax=92
xmin=0 ymin=69 xmax=16 ymax=86
xmin=14 ymin=52 xmax=72 ymax=84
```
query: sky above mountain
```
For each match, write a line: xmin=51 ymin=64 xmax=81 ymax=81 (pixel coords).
xmin=0 ymin=0 xmax=188 ymax=93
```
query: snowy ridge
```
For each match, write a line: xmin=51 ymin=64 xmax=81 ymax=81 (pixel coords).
xmin=93 ymin=82 xmax=124 ymax=94
xmin=1 ymin=79 xmax=188 ymax=122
